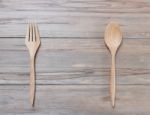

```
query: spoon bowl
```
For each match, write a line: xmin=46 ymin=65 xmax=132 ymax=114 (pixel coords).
xmin=105 ymin=22 xmax=122 ymax=53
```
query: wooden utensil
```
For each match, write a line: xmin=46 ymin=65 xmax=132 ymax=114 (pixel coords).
xmin=104 ymin=22 xmax=123 ymax=108
xmin=25 ymin=22 xmax=41 ymax=107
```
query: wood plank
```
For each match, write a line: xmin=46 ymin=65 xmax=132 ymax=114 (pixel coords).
xmin=0 ymin=38 xmax=150 ymax=85
xmin=2 ymin=0 xmax=150 ymax=13
xmin=0 ymin=85 xmax=150 ymax=115
xmin=0 ymin=0 xmax=150 ymax=38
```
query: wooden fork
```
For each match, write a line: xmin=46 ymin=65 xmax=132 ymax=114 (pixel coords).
xmin=25 ymin=22 xmax=41 ymax=107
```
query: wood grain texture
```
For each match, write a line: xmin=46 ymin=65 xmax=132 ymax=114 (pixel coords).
xmin=0 ymin=85 xmax=150 ymax=115
xmin=0 ymin=38 xmax=149 ymax=85
xmin=0 ymin=0 xmax=150 ymax=114
xmin=0 ymin=0 xmax=150 ymax=38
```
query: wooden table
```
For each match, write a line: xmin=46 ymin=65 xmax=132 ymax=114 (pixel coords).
xmin=0 ymin=0 xmax=150 ymax=114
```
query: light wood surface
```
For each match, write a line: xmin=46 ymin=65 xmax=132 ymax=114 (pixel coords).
xmin=0 ymin=0 xmax=150 ymax=114
xmin=25 ymin=23 xmax=41 ymax=107
xmin=1 ymin=85 xmax=150 ymax=115
xmin=105 ymin=22 xmax=123 ymax=108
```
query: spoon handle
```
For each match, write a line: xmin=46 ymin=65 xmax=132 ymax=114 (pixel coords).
xmin=110 ymin=53 xmax=116 ymax=108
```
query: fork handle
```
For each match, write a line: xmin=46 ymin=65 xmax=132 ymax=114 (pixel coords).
xmin=30 ymin=57 xmax=36 ymax=107
xmin=110 ymin=53 xmax=116 ymax=108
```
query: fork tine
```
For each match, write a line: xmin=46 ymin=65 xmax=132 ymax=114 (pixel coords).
xmin=29 ymin=23 xmax=32 ymax=42
xmin=34 ymin=23 xmax=40 ymax=42
xmin=32 ymin=23 xmax=36 ymax=42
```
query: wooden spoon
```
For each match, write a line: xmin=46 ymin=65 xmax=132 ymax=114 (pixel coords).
xmin=104 ymin=22 xmax=123 ymax=108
